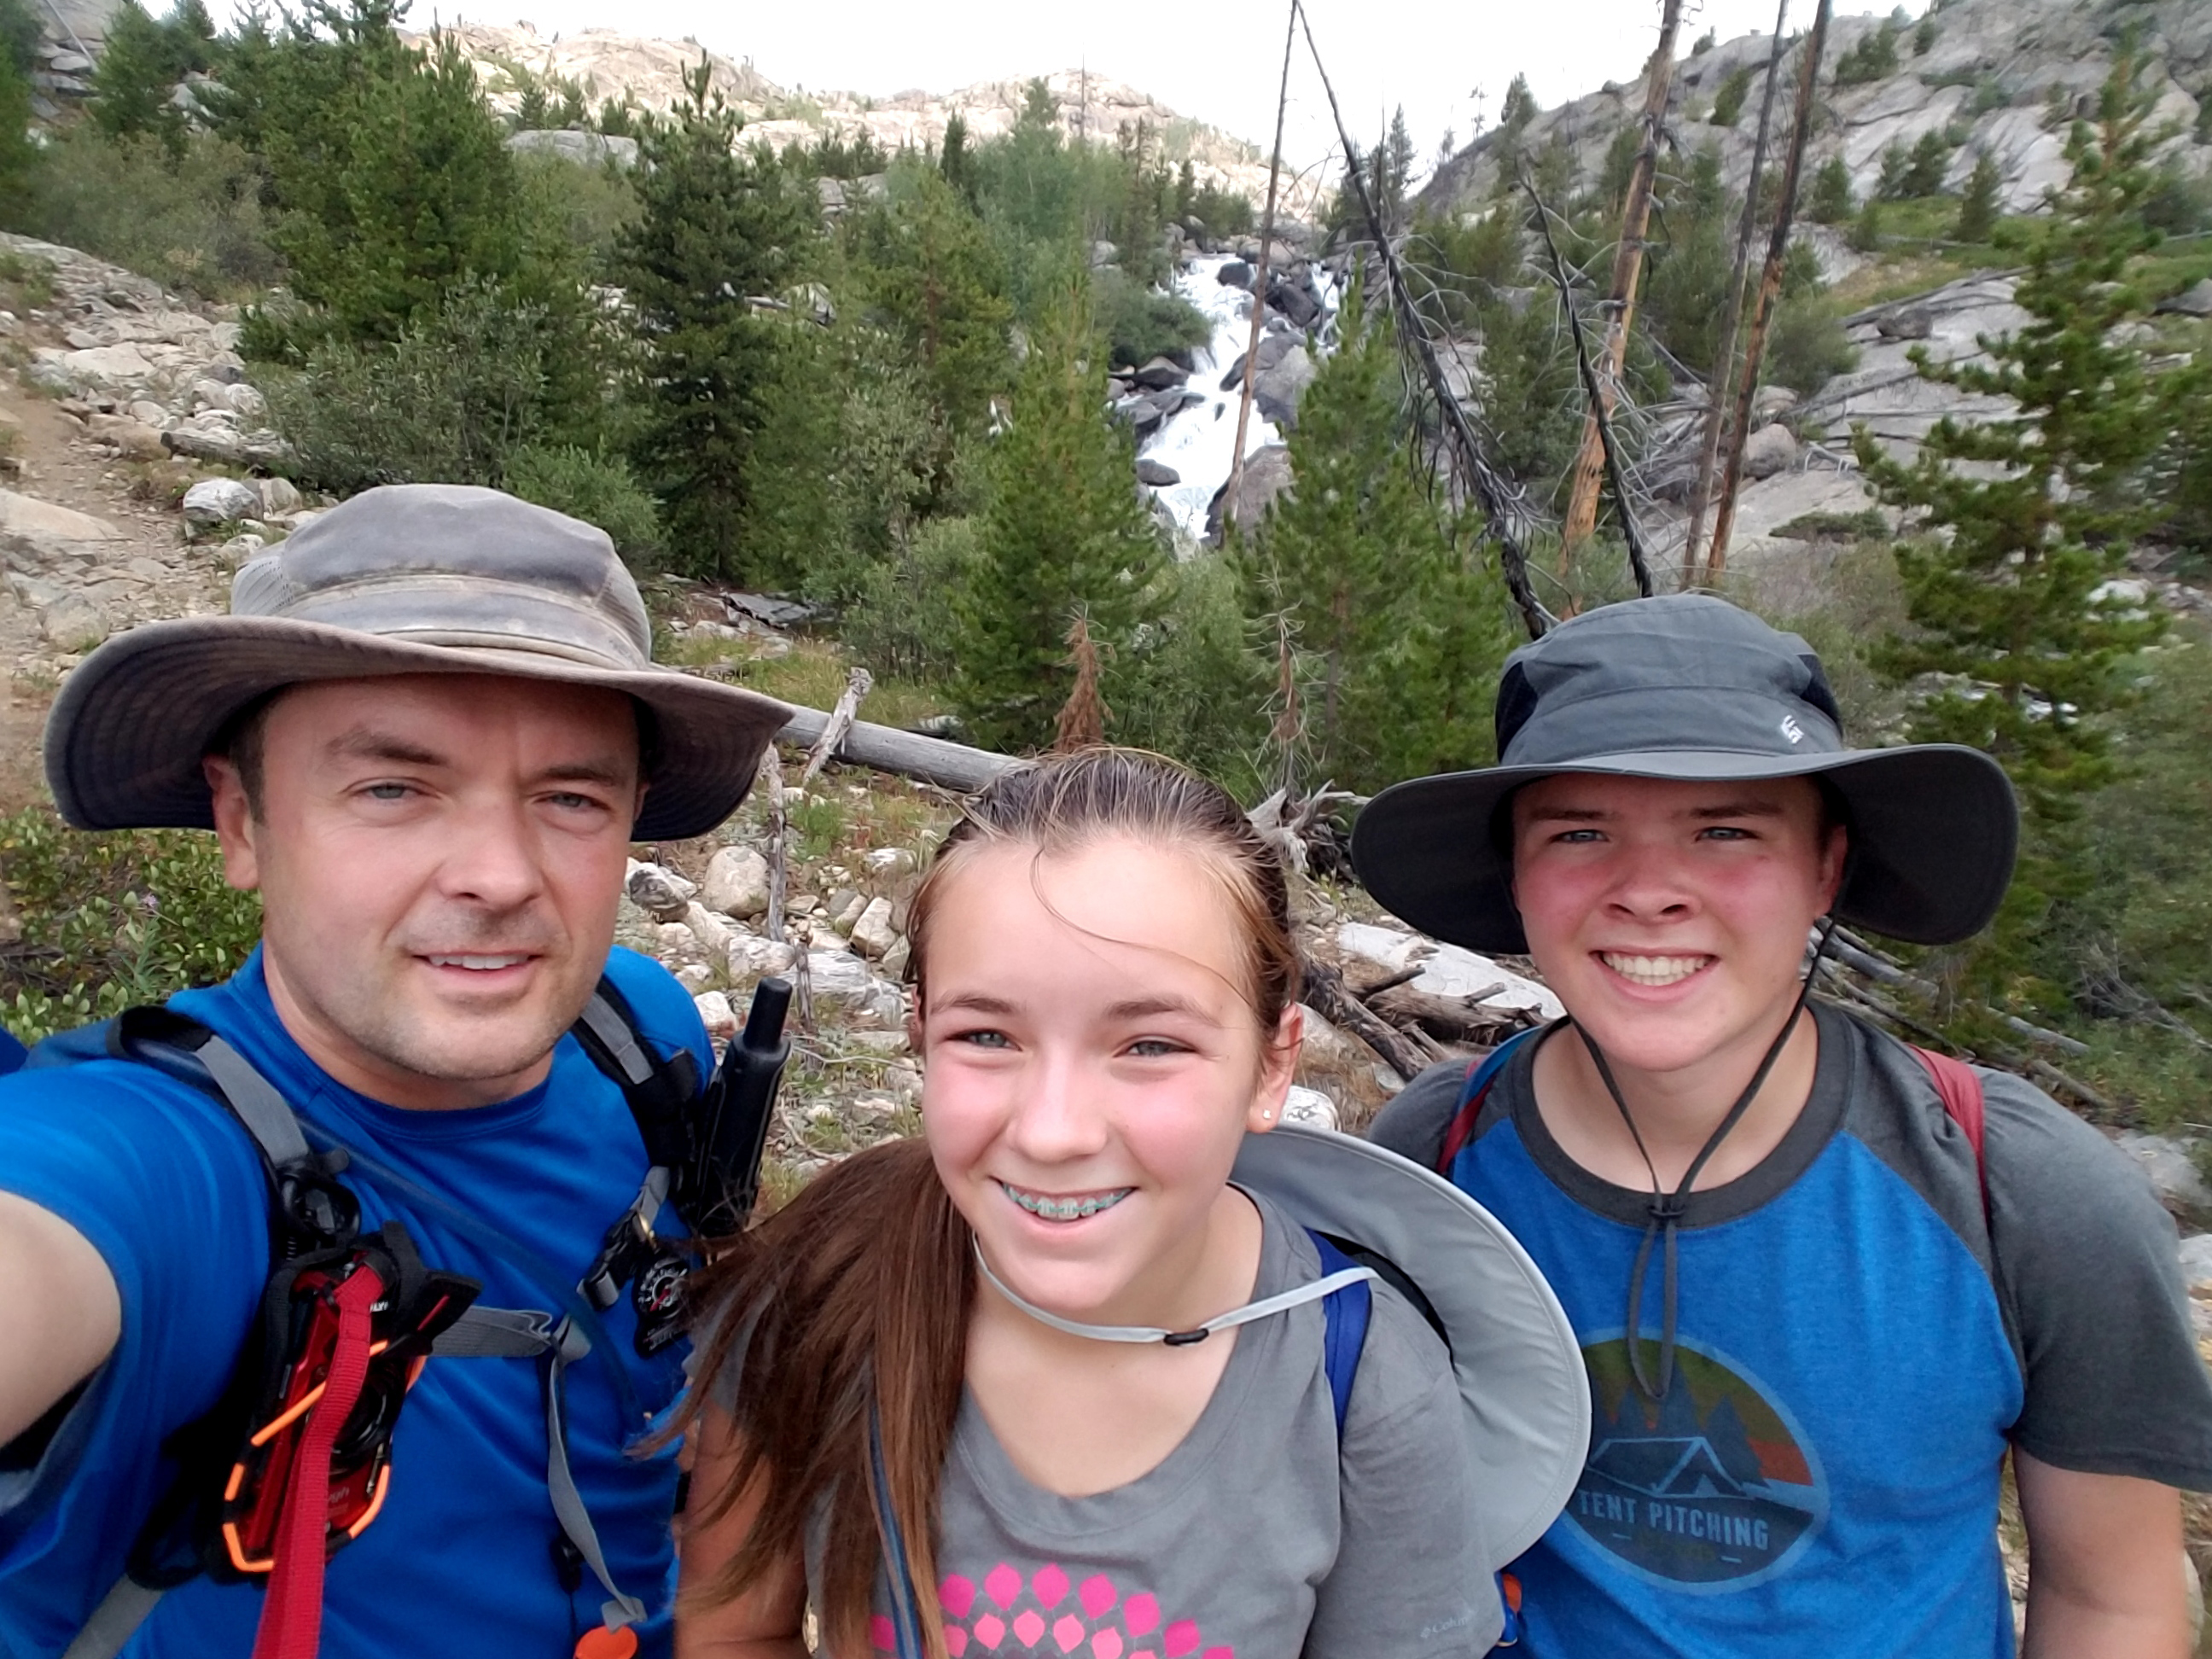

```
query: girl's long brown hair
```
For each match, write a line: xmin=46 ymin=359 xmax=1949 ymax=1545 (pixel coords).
xmin=678 ymin=748 xmax=1300 ymax=1658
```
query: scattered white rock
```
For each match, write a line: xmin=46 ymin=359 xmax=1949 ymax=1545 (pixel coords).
xmin=684 ymin=902 xmax=735 ymax=958
xmin=845 ymin=1030 xmax=909 ymax=1057
xmin=728 ymin=934 xmax=800 ymax=983
xmin=1336 ymin=922 xmax=1564 ymax=1020
xmin=863 ymin=847 xmax=918 ymax=878
xmin=672 ymin=963 xmax=712 ymax=993
xmin=702 ymin=844 xmax=770 ymax=919
xmin=181 ymin=477 xmax=260 ymax=526
xmin=0 ymin=490 xmax=125 ymax=543
xmin=693 ymin=990 xmax=737 ymax=1041
xmin=1740 ymin=422 xmax=1799 ymax=480
xmin=849 ymin=896 xmax=898 ymax=959
xmin=654 ymin=920 xmax=702 ymax=963
xmin=878 ymin=936 xmax=911 ymax=982
xmin=2116 ymin=1132 xmax=2212 ymax=1222
xmin=1281 ymin=1086 xmax=1340 ymax=1132
xmin=625 ymin=860 xmax=697 ymax=921
xmin=806 ymin=948 xmax=905 ymax=1026
xmin=2178 ymin=1232 xmax=2212 ymax=1292
xmin=258 ymin=475 xmax=302 ymax=516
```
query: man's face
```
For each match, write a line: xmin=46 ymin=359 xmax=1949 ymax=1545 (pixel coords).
xmin=1511 ymin=773 xmax=1846 ymax=1077
xmin=204 ymin=673 xmax=645 ymax=1109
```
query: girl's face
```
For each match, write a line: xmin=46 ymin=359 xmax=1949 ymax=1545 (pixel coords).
xmin=913 ymin=835 xmax=1299 ymax=1324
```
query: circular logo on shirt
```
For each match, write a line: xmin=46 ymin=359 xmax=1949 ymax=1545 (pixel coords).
xmin=1564 ymin=1335 xmax=1829 ymax=1591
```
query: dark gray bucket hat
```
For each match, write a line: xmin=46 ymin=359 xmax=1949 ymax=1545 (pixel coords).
xmin=45 ymin=484 xmax=793 ymax=841
xmin=1352 ymin=594 xmax=2017 ymax=952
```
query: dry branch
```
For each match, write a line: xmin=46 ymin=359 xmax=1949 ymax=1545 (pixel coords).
xmin=774 ymin=707 xmax=1016 ymax=795
xmin=800 ymin=667 xmax=874 ymax=787
xmin=1559 ymin=0 xmax=1685 ymax=556
xmin=1227 ymin=0 xmax=1301 ymax=509
xmin=1708 ymin=0 xmax=1832 ymax=577
xmin=1294 ymin=0 xmax=1552 ymax=638
xmin=1526 ymin=179 xmax=1655 ymax=597
xmin=1683 ymin=0 xmax=1793 ymax=584
xmin=1304 ymin=959 xmax=1431 ymax=1081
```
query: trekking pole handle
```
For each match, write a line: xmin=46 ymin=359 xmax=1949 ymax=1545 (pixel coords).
xmin=696 ymin=977 xmax=792 ymax=1234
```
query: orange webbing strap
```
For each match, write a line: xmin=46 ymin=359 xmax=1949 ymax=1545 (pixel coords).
xmin=251 ymin=1265 xmax=385 ymax=1659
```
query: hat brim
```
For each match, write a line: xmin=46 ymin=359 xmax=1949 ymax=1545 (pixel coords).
xmin=1232 ymin=1122 xmax=1591 ymax=1570
xmin=1352 ymin=744 xmax=2018 ymax=952
xmin=44 ymin=616 xmax=795 ymax=842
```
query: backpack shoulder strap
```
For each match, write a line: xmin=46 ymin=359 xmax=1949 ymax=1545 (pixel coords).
xmin=1307 ymin=1230 xmax=1373 ymax=1436
xmin=569 ymin=975 xmax=700 ymax=1186
xmin=1437 ymin=1026 xmax=1544 ymax=1173
xmin=1909 ymin=1045 xmax=1989 ymax=1224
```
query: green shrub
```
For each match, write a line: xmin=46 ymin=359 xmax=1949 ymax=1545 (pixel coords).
xmin=841 ymin=515 xmax=983 ymax=684
xmin=1712 ymin=65 xmax=1754 ymax=128
xmin=1912 ymin=18 xmax=1938 ymax=55
xmin=1850 ymin=197 xmax=1885 ymax=252
xmin=16 ymin=127 xmax=280 ymax=300
xmin=1109 ymin=553 xmax=1266 ymax=795
xmin=504 ymin=444 xmax=662 ymax=562
xmin=0 ymin=809 xmax=261 ymax=1042
xmin=1093 ymin=267 xmax=1211 ymax=368
xmin=1835 ymin=22 xmax=1900 ymax=87
xmin=1188 ymin=179 xmax=1254 ymax=238
xmin=1808 ymin=155 xmax=1855 ymax=225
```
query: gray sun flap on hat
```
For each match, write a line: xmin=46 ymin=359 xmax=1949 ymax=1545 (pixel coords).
xmin=1351 ymin=595 xmax=2019 ymax=952
xmin=1231 ymin=1122 xmax=1590 ymax=1569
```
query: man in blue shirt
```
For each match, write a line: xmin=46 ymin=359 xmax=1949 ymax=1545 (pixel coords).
xmin=1357 ymin=595 xmax=2212 ymax=1657
xmin=0 ymin=486 xmax=790 ymax=1658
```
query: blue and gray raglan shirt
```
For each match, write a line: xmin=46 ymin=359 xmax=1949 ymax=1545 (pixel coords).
xmin=1371 ymin=1001 xmax=2212 ymax=1658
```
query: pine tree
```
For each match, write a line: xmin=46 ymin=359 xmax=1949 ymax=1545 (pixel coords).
xmin=1849 ymin=195 xmax=1884 ymax=251
xmin=1855 ymin=48 xmax=2176 ymax=995
xmin=1900 ymin=129 xmax=1952 ymax=197
xmin=1953 ymin=148 xmax=2000 ymax=241
xmin=90 ymin=0 xmax=202 ymax=148
xmin=1246 ymin=286 xmax=1515 ymax=792
xmin=850 ymin=166 xmax=1013 ymax=446
xmin=1875 ymin=139 xmax=1911 ymax=200
xmin=1809 ymin=154 xmax=1854 ymax=224
xmin=1712 ymin=64 xmax=1754 ymax=128
xmin=0 ymin=15 xmax=32 ymax=218
xmin=230 ymin=6 xmax=533 ymax=349
xmin=614 ymin=55 xmax=821 ymax=579
xmin=953 ymin=282 xmax=1167 ymax=753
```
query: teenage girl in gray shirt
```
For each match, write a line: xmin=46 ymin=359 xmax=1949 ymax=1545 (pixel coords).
xmin=675 ymin=750 xmax=1497 ymax=1658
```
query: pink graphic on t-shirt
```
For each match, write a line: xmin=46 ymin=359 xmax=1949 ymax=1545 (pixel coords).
xmin=870 ymin=1615 xmax=896 ymax=1651
xmin=923 ymin=1563 xmax=1229 ymax=1659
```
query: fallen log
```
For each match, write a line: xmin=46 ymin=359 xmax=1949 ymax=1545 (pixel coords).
xmin=1371 ymin=984 xmax=1528 ymax=1047
xmin=1304 ymin=961 xmax=1430 ymax=1082
xmin=774 ymin=707 xmax=1017 ymax=795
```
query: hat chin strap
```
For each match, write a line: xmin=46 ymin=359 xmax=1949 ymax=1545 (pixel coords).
xmin=1578 ymin=916 xmax=1838 ymax=1400
xmin=972 ymin=1242 xmax=1375 ymax=1348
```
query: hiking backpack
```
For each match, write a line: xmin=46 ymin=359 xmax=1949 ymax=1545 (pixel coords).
xmin=4 ymin=972 xmax=790 ymax=1659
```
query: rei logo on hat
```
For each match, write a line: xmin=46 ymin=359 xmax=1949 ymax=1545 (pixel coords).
xmin=1778 ymin=715 xmax=1805 ymax=745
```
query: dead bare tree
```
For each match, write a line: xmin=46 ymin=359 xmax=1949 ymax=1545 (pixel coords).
xmin=1525 ymin=178 xmax=1656 ymax=597
xmin=1681 ymin=0 xmax=1793 ymax=585
xmin=1707 ymin=0 xmax=1832 ymax=579
xmin=1557 ymin=0 xmax=1687 ymax=562
xmin=1294 ymin=0 xmax=1553 ymax=638
xmin=1052 ymin=614 xmax=1109 ymax=752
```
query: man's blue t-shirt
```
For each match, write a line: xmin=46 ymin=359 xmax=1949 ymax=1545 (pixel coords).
xmin=1371 ymin=1004 xmax=2212 ymax=1658
xmin=0 ymin=946 xmax=712 ymax=1659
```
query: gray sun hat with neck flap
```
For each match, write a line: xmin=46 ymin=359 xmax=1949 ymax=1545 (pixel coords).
xmin=1352 ymin=593 xmax=2019 ymax=953
xmin=44 ymin=483 xmax=793 ymax=841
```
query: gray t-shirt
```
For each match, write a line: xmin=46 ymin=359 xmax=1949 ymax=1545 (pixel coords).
xmin=741 ymin=1188 xmax=1499 ymax=1657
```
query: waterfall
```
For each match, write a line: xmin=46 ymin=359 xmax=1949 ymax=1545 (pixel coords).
xmin=1138 ymin=253 xmax=1340 ymax=542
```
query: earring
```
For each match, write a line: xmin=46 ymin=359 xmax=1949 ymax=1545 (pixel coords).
xmin=1262 ymin=1109 xmax=1274 ymax=1121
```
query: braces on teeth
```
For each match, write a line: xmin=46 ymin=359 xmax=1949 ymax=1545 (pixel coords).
xmin=1003 ymin=1184 xmax=1131 ymax=1221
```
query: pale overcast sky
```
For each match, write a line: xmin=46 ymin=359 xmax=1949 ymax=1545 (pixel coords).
xmin=212 ymin=0 xmax=1910 ymax=175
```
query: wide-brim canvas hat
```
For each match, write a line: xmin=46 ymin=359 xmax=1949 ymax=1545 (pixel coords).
xmin=1232 ymin=1122 xmax=1590 ymax=1569
xmin=45 ymin=484 xmax=794 ymax=841
xmin=1352 ymin=593 xmax=2018 ymax=952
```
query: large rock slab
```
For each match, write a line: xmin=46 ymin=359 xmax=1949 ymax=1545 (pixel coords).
xmin=0 ymin=491 xmax=124 ymax=543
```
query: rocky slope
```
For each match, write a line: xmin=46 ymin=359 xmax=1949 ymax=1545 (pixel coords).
xmin=431 ymin=22 xmax=1321 ymax=216
xmin=1421 ymin=0 xmax=2211 ymax=218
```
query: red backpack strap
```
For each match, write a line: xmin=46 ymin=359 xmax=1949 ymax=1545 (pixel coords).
xmin=1910 ymin=1045 xmax=1989 ymax=1225
xmin=1437 ymin=1027 xmax=1543 ymax=1173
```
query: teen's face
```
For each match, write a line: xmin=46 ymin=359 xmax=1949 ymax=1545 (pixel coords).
xmin=206 ymin=674 xmax=645 ymax=1109
xmin=914 ymin=837 xmax=1297 ymax=1320
xmin=1511 ymin=773 xmax=1845 ymax=1076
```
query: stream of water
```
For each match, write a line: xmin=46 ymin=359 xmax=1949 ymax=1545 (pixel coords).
xmin=1139 ymin=253 xmax=1340 ymax=541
